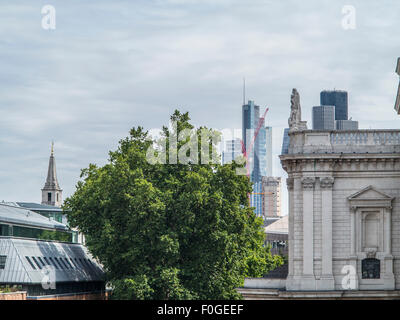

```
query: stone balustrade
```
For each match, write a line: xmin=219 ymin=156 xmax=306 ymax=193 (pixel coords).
xmin=288 ymin=129 xmax=400 ymax=155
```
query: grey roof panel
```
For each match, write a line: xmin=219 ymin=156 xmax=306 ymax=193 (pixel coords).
xmin=0 ymin=238 xmax=104 ymax=284
xmin=0 ymin=203 xmax=68 ymax=230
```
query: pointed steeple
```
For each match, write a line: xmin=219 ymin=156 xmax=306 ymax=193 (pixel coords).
xmin=42 ymin=142 xmax=63 ymax=207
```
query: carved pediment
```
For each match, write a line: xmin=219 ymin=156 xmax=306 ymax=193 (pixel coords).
xmin=348 ymin=186 xmax=393 ymax=200
xmin=348 ymin=186 xmax=393 ymax=209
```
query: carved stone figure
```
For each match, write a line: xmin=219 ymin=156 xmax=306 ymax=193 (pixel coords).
xmin=288 ymin=88 xmax=307 ymax=131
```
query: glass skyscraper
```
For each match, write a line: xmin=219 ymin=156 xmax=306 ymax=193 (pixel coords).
xmin=312 ymin=105 xmax=335 ymax=130
xmin=242 ymin=100 xmax=268 ymax=216
xmin=222 ymin=138 xmax=242 ymax=164
xmin=335 ymin=120 xmax=359 ymax=130
xmin=281 ymin=128 xmax=290 ymax=155
xmin=320 ymin=90 xmax=348 ymax=121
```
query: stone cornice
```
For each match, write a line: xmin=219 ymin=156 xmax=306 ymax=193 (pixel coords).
xmin=281 ymin=155 xmax=400 ymax=174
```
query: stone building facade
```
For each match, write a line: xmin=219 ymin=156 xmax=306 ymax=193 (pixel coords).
xmin=238 ymin=75 xmax=400 ymax=298
xmin=281 ymin=130 xmax=400 ymax=291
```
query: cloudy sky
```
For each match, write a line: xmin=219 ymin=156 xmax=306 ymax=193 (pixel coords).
xmin=1 ymin=0 xmax=399 ymax=215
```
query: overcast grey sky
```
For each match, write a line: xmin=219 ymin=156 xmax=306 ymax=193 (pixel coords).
xmin=1 ymin=0 xmax=399 ymax=215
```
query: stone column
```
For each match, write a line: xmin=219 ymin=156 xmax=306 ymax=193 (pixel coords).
xmin=319 ymin=177 xmax=335 ymax=290
xmin=301 ymin=176 xmax=316 ymax=290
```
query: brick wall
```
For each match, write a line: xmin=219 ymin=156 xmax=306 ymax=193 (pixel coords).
xmin=0 ymin=291 xmax=27 ymax=300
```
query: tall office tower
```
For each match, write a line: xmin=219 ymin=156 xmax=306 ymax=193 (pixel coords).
xmin=262 ymin=177 xmax=282 ymax=218
xmin=281 ymin=128 xmax=290 ymax=155
xmin=312 ymin=105 xmax=335 ymax=130
xmin=320 ymin=90 xmax=348 ymax=120
xmin=242 ymin=100 xmax=268 ymax=182
xmin=336 ymin=120 xmax=359 ymax=130
xmin=222 ymin=138 xmax=242 ymax=164
xmin=242 ymin=100 xmax=268 ymax=216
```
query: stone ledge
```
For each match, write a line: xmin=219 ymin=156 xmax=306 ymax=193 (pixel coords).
xmin=237 ymin=288 xmax=400 ymax=300
xmin=244 ymin=278 xmax=286 ymax=289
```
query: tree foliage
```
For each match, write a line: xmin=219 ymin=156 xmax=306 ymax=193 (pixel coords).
xmin=64 ymin=110 xmax=282 ymax=300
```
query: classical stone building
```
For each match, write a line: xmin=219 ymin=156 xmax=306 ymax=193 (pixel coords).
xmin=238 ymin=66 xmax=400 ymax=298
xmin=281 ymin=132 xmax=399 ymax=292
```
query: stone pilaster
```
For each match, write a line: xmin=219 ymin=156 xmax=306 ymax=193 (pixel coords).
xmin=348 ymin=206 xmax=359 ymax=290
xmin=318 ymin=176 xmax=335 ymax=290
xmin=286 ymin=177 xmax=295 ymax=288
xmin=301 ymin=176 xmax=316 ymax=290
xmin=384 ymin=206 xmax=395 ymax=290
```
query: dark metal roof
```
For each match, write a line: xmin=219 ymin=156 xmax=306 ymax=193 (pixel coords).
xmin=0 ymin=237 xmax=104 ymax=284
xmin=0 ymin=203 xmax=68 ymax=230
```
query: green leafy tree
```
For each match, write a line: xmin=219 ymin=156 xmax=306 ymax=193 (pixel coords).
xmin=64 ymin=110 xmax=282 ymax=300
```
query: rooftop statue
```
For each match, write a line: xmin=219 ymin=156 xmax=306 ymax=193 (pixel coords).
xmin=288 ymin=88 xmax=307 ymax=132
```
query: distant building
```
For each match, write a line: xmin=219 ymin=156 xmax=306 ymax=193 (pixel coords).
xmin=0 ymin=203 xmax=105 ymax=298
xmin=4 ymin=202 xmax=66 ymax=224
xmin=264 ymin=215 xmax=288 ymax=257
xmin=6 ymin=143 xmax=84 ymax=245
xmin=243 ymin=100 xmax=268 ymax=216
xmin=336 ymin=119 xmax=359 ymax=130
xmin=320 ymin=90 xmax=348 ymax=121
xmin=243 ymin=100 xmax=260 ymax=182
xmin=41 ymin=143 xmax=62 ymax=207
xmin=281 ymin=128 xmax=290 ymax=155
xmin=0 ymin=144 xmax=106 ymax=299
xmin=222 ymin=138 xmax=242 ymax=164
xmin=312 ymin=106 xmax=335 ymax=130
xmin=261 ymin=177 xmax=281 ymax=218
xmin=263 ymin=215 xmax=288 ymax=279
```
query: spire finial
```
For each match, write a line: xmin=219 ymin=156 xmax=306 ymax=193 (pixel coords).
xmin=51 ymin=141 xmax=54 ymax=156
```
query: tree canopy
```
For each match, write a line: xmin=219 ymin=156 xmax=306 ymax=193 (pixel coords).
xmin=64 ymin=110 xmax=282 ymax=300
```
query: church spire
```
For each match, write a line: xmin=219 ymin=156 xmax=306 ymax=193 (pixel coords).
xmin=41 ymin=142 xmax=63 ymax=207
